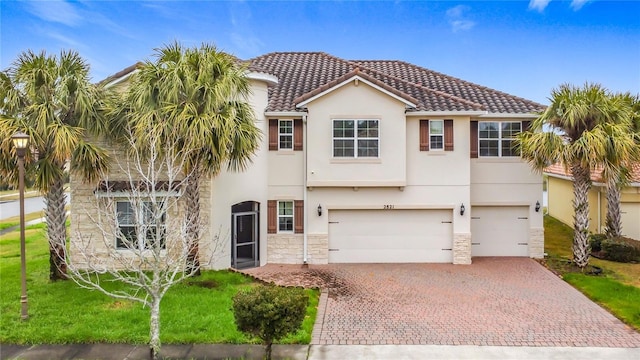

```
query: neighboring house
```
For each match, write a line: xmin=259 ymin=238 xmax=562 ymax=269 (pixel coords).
xmin=545 ymin=163 xmax=640 ymax=241
xmin=71 ymin=52 xmax=546 ymax=269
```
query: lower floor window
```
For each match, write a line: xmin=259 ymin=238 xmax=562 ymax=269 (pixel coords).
xmin=278 ymin=201 xmax=294 ymax=232
xmin=116 ymin=201 xmax=166 ymax=250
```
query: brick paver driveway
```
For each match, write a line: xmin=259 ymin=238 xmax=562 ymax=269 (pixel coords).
xmin=242 ymin=258 xmax=640 ymax=347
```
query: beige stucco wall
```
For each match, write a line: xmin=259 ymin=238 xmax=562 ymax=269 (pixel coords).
xmin=305 ymin=81 xmax=407 ymax=187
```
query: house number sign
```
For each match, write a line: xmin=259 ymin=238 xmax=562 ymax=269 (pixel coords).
xmin=383 ymin=204 xmax=395 ymax=209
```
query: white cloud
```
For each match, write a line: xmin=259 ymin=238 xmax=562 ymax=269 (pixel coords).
xmin=25 ymin=0 xmax=82 ymax=26
xmin=528 ymin=0 xmax=552 ymax=12
xmin=446 ymin=5 xmax=476 ymax=33
xmin=570 ymin=0 xmax=590 ymax=11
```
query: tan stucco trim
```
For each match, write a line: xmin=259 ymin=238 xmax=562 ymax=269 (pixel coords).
xmin=471 ymin=201 xmax=534 ymax=207
xmin=324 ymin=204 xmax=456 ymax=210
xmin=307 ymin=180 xmax=406 ymax=187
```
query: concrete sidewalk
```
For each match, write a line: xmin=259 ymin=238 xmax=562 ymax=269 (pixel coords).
xmin=2 ymin=343 xmax=639 ymax=360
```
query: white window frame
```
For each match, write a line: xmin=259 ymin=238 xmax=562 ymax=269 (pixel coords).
xmin=115 ymin=200 xmax=167 ymax=250
xmin=277 ymin=200 xmax=294 ymax=233
xmin=278 ymin=120 xmax=293 ymax=150
xmin=478 ymin=121 xmax=521 ymax=157
xmin=332 ymin=119 xmax=379 ymax=158
xmin=429 ymin=120 xmax=444 ymax=151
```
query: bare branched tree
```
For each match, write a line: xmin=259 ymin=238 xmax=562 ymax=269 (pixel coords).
xmin=66 ymin=133 xmax=225 ymax=360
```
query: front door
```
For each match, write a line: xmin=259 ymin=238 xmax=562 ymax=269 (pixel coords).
xmin=231 ymin=201 xmax=260 ymax=269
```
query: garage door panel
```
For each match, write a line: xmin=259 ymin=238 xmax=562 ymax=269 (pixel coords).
xmin=471 ymin=206 xmax=529 ymax=257
xmin=328 ymin=209 xmax=452 ymax=263
xmin=621 ymin=203 xmax=640 ymax=241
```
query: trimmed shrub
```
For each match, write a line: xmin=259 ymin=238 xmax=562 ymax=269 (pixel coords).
xmin=601 ymin=237 xmax=640 ymax=263
xmin=232 ymin=285 xmax=309 ymax=360
xmin=590 ymin=234 xmax=607 ymax=253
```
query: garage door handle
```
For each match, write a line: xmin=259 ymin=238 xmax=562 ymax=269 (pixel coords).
xmin=471 ymin=242 xmax=480 ymax=245
xmin=442 ymin=221 xmax=452 ymax=224
xmin=517 ymin=243 xmax=528 ymax=245
xmin=328 ymin=248 xmax=340 ymax=251
xmin=517 ymin=217 xmax=528 ymax=220
xmin=442 ymin=248 xmax=452 ymax=251
xmin=471 ymin=217 xmax=480 ymax=219
xmin=329 ymin=221 xmax=339 ymax=224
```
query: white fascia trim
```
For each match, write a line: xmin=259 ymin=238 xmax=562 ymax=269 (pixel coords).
xmin=246 ymin=72 xmax=278 ymax=86
xmin=264 ymin=111 xmax=308 ymax=117
xmin=408 ymin=111 xmax=487 ymax=117
xmin=295 ymin=75 xmax=417 ymax=109
xmin=104 ymin=70 xmax=139 ymax=89
xmin=478 ymin=113 xmax=539 ymax=119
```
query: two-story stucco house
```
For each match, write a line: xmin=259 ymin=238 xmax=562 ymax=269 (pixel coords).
xmin=71 ymin=52 xmax=546 ymax=269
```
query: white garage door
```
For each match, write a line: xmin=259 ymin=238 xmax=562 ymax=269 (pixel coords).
xmin=621 ymin=203 xmax=640 ymax=241
xmin=328 ymin=209 xmax=453 ymax=263
xmin=471 ymin=206 xmax=529 ymax=257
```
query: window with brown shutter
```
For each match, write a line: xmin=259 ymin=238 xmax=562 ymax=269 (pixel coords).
xmin=267 ymin=200 xmax=277 ymax=234
xmin=444 ymin=119 xmax=454 ymax=151
xmin=268 ymin=119 xmax=278 ymax=151
xmin=294 ymin=119 xmax=303 ymax=151
xmin=522 ymin=120 xmax=531 ymax=132
xmin=419 ymin=120 xmax=429 ymax=151
xmin=470 ymin=121 xmax=478 ymax=158
xmin=294 ymin=200 xmax=304 ymax=234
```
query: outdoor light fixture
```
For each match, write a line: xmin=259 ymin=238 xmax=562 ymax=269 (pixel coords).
xmin=11 ymin=131 xmax=29 ymax=321
xmin=317 ymin=204 xmax=322 ymax=216
xmin=535 ymin=201 xmax=541 ymax=213
xmin=460 ymin=203 xmax=465 ymax=216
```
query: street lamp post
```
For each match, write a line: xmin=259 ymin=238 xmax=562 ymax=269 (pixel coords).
xmin=12 ymin=131 xmax=29 ymax=321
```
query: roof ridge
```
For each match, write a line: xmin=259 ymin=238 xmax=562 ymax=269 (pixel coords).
xmin=373 ymin=59 xmax=546 ymax=109
xmin=349 ymin=60 xmax=486 ymax=111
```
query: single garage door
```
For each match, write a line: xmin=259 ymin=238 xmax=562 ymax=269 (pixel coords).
xmin=328 ymin=209 xmax=453 ymax=263
xmin=621 ymin=203 xmax=640 ymax=241
xmin=471 ymin=206 xmax=529 ymax=257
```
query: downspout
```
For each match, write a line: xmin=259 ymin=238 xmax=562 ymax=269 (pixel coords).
xmin=597 ymin=188 xmax=602 ymax=233
xmin=303 ymin=114 xmax=308 ymax=264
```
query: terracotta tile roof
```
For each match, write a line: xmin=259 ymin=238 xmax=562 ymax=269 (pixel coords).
xmin=247 ymin=52 xmax=545 ymax=113
xmin=545 ymin=163 xmax=640 ymax=184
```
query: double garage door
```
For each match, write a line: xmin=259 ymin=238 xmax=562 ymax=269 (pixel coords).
xmin=328 ymin=209 xmax=453 ymax=263
xmin=327 ymin=206 xmax=531 ymax=263
xmin=471 ymin=206 xmax=529 ymax=257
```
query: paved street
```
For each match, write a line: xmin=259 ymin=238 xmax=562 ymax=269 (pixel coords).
xmin=0 ymin=194 xmax=69 ymax=220
xmin=243 ymin=258 xmax=640 ymax=347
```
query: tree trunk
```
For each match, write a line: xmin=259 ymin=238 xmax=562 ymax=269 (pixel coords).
xmin=149 ymin=297 xmax=161 ymax=360
xmin=605 ymin=176 xmax=623 ymax=238
xmin=265 ymin=341 xmax=273 ymax=360
xmin=571 ymin=163 xmax=591 ymax=269
xmin=45 ymin=177 xmax=68 ymax=280
xmin=184 ymin=168 xmax=201 ymax=276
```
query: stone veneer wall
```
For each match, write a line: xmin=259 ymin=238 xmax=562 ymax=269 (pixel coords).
xmin=453 ymin=233 xmax=472 ymax=265
xmin=529 ymin=227 xmax=545 ymax=259
xmin=266 ymin=233 xmax=328 ymax=264
xmin=69 ymin=138 xmax=211 ymax=270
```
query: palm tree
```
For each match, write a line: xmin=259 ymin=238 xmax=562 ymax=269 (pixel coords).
xmin=120 ymin=42 xmax=261 ymax=275
xmin=518 ymin=83 xmax=634 ymax=269
xmin=602 ymin=93 xmax=640 ymax=238
xmin=0 ymin=50 xmax=109 ymax=280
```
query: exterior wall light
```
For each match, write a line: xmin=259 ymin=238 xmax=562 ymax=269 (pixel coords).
xmin=460 ymin=203 xmax=465 ymax=216
xmin=317 ymin=204 xmax=322 ymax=216
xmin=535 ymin=201 xmax=541 ymax=212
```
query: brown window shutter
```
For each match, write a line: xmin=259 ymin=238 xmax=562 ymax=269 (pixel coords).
xmin=444 ymin=119 xmax=454 ymax=151
xmin=522 ymin=120 xmax=531 ymax=132
xmin=419 ymin=120 xmax=429 ymax=151
xmin=267 ymin=200 xmax=277 ymax=234
xmin=294 ymin=119 xmax=303 ymax=151
xmin=294 ymin=200 xmax=304 ymax=234
xmin=470 ymin=121 xmax=478 ymax=158
xmin=269 ymin=119 xmax=278 ymax=151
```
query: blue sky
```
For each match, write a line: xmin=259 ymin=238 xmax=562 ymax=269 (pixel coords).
xmin=1 ymin=0 xmax=638 ymax=104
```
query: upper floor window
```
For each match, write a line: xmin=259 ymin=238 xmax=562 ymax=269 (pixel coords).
xmin=333 ymin=119 xmax=379 ymax=158
xmin=278 ymin=201 xmax=294 ymax=232
xmin=478 ymin=121 xmax=521 ymax=157
xmin=116 ymin=201 xmax=166 ymax=250
xmin=278 ymin=120 xmax=293 ymax=150
xmin=429 ymin=120 xmax=444 ymax=150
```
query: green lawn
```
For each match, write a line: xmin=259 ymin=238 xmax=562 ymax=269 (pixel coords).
xmin=544 ymin=215 xmax=640 ymax=330
xmin=0 ymin=225 xmax=319 ymax=345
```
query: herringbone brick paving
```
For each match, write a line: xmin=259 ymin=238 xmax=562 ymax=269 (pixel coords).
xmin=242 ymin=258 xmax=640 ymax=347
